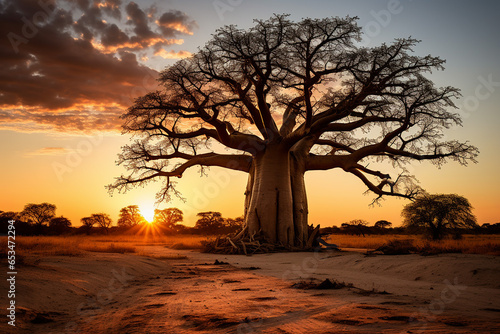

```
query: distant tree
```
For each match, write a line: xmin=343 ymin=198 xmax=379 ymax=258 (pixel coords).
xmin=402 ymin=194 xmax=478 ymax=240
xmin=374 ymin=220 xmax=392 ymax=229
xmin=0 ymin=211 xmax=33 ymax=235
xmin=194 ymin=212 xmax=225 ymax=233
xmin=80 ymin=216 xmax=94 ymax=234
xmin=223 ymin=216 xmax=245 ymax=234
xmin=49 ymin=216 xmax=72 ymax=234
xmin=117 ymin=205 xmax=145 ymax=227
xmin=319 ymin=226 xmax=341 ymax=236
xmin=83 ymin=213 xmax=113 ymax=234
xmin=341 ymin=219 xmax=370 ymax=237
xmin=0 ymin=211 xmax=18 ymax=222
xmin=173 ymin=223 xmax=189 ymax=234
xmin=1 ymin=211 xmax=17 ymax=231
xmin=481 ymin=222 xmax=500 ymax=234
xmin=21 ymin=203 xmax=56 ymax=232
xmin=154 ymin=208 xmax=183 ymax=231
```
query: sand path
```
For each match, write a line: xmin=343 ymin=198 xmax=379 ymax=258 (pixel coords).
xmin=2 ymin=247 xmax=499 ymax=333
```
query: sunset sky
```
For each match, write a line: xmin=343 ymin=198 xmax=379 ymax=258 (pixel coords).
xmin=1 ymin=0 xmax=499 ymax=228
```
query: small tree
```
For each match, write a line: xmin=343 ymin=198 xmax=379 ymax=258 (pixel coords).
xmin=194 ymin=212 xmax=225 ymax=233
xmin=0 ymin=211 xmax=25 ymax=234
xmin=374 ymin=220 xmax=392 ymax=229
xmin=341 ymin=219 xmax=369 ymax=236
xmin=117 ymin=205 xmax=145 ymax=227
xmin=402 ymin=194 xmax=477 ymax=240
xmin=21 ymin=203 xmax=56 ymax=233
xmin=0 ymin=211 xmax=18 ymax=222
xmin=223 ymin=216 xmax=245 ymax=234
xmin=80 ymin=216 xmax=94 ymax=234
xmin=49 ymin=216 xmax=72 ymax=234
xmin=154 ymin=208 xmax=183 ymax=231
xmin=83 ymin=213 xmax=113 ymax=234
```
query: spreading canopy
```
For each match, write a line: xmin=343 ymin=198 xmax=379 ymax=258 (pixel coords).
xmin=83 ymin=213 xmax=113 ymax=233
xmin=402 ymin=193 xmax=478 ymax=239
xmin=21 ymin=203 xmax=56 ymax=227
xmin=154 ymin=207 xmax=183 ymax=228
xmin=118 ymin=205 xmax=146 ymax=227
xmin=108 ymin=15 xmax=478 ymax=247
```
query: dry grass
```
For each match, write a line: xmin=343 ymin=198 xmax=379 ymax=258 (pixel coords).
xmin=327 ymin=234 xmax=500 ymax=255
xmin=1 ymin=234 xmax=498 ymax=262
xmin=80 ymin=242 xmax=136 ymax=254
xmin=0 ymin=236 xmax=84 ymax=257
xmin=0 ymin=234 xmax=211 ymax=260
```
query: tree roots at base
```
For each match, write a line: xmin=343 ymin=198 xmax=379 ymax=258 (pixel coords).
xmin=202 ymin=225 xmax=322 ymax=254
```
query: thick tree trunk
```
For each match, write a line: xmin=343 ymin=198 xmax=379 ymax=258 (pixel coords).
xmin=240 ymin=139 xmax=313 ymax=248
xmin=290 ymin=152 xmax=308 ymax=248
xmin=246 ymin=144 xmax=295 ymax=246
xmin=243 ymin=161 xmax=255 ymax=222
xmin=240 ymin=136 xmax=319 ymax=248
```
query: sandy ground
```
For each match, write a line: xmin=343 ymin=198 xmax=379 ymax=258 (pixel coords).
xmin=1 ymin=246 xmax=499 ymax=334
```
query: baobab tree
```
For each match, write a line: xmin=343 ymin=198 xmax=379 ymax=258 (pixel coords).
xmin=108 ymin=15 xmax=478 ymax=249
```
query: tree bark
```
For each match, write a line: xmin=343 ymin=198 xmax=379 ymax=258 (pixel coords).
xmin=243 ymin=161 xmax=255 ymax=222
xmin=290 ymin=151 xmax=309 ymax=248
xmin=246 ymin=144 xmax=295 ymax=246
xmin=240 ymin=136 xmax=316 ymax=248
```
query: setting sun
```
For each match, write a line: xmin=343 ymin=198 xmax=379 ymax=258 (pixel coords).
xmin=139 ymin=203 xmax=155 ymax=223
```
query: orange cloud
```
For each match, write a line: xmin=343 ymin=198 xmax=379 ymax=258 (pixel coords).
xmin=156 ymin=10 xmax=198 ymax=37
xmin=92 ymin=37 xmax=184 ymax=54
xmin=27 ymin=147 xmax=72 ymax=156
xmin=0 ymin=0 xmax=195 ymax=134
xmin=154 ymin=49 xmax=192 ymax=59
xmin=156 ymin=21 xmax=194 ymax=35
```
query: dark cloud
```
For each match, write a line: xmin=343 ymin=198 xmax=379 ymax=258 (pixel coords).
xmin=100 ymin=0 xmax=122 ymax=19
xmin=72 ymin=0 xmax=90 ymax=11
xmin=125 ymin=1 xmax=155 ymax=40
xmin=101 ymin=23 xmax=129 ymax=46
xmin=0 ymin=0 xmax=196 ymax=133
xmin=157 ymin=10 xmax=198 ymax=37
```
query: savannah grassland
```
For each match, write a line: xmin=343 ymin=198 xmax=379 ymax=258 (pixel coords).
xmin=2 ymin=233 xmax=500 ymax=333
xmin=2 ymin=233 xmax=500 ymax=260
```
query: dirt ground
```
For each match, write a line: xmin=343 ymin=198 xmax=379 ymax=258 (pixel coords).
xmin=1 ymin=246 xmax=499 ymax=333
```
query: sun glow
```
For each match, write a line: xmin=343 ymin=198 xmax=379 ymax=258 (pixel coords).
xmin=139 ymin=203 xmax=155 ymax=223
